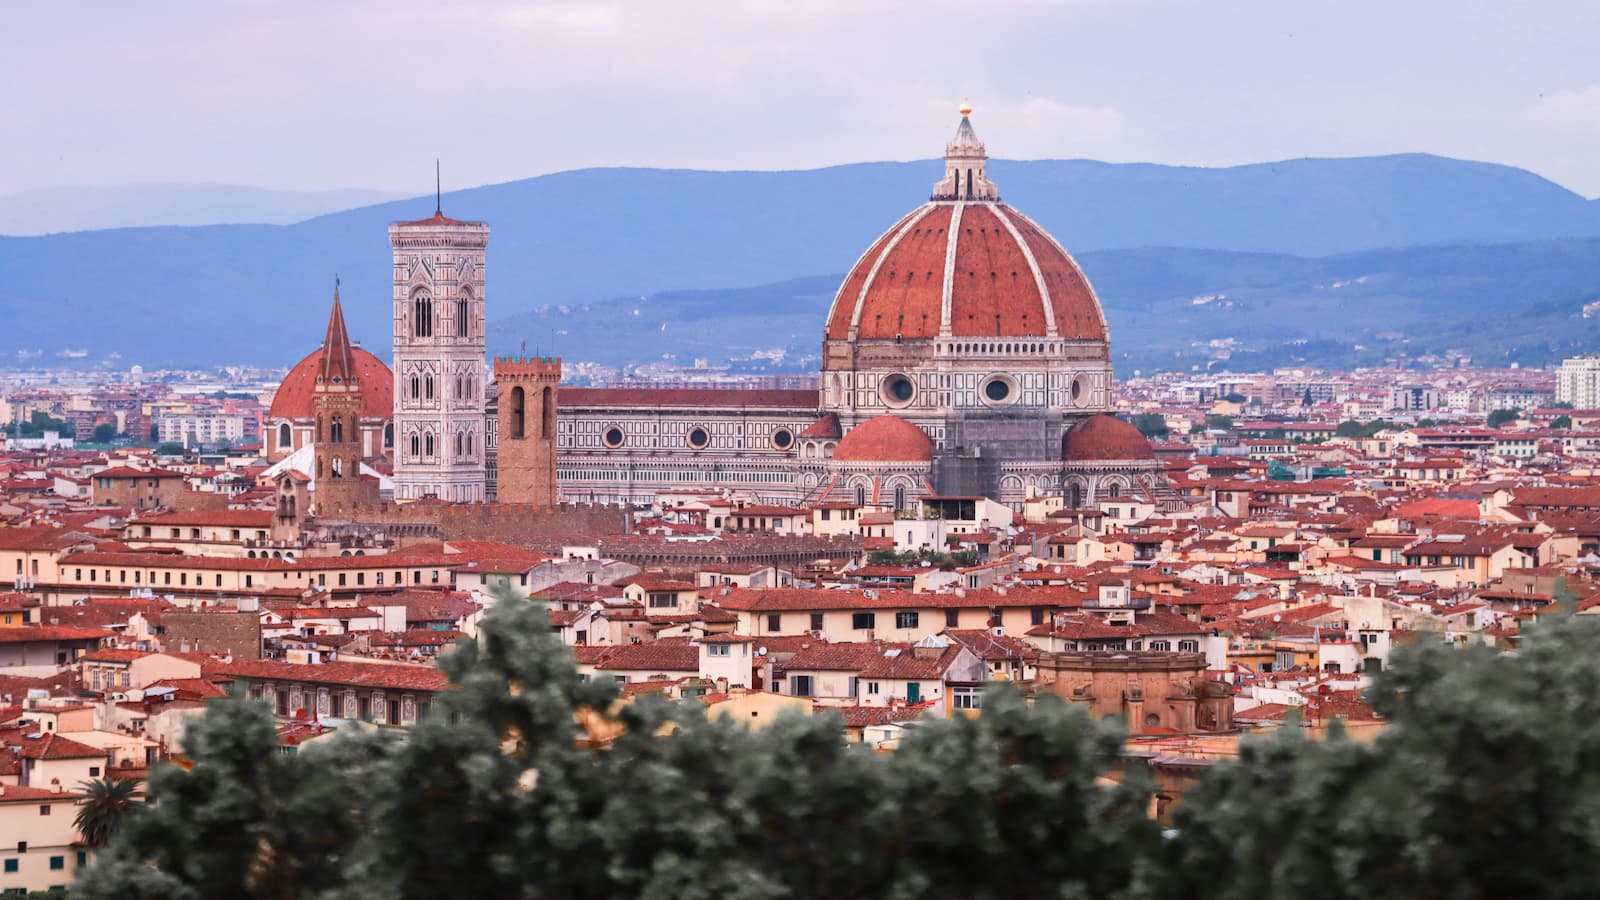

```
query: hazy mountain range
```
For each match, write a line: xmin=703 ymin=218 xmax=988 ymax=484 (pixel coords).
xmin=0 ymin=184 xmax=409 ymax=236
xmin=2 ymin=153 xmax=1599 ymax=372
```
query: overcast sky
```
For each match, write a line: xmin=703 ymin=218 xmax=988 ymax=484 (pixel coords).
xmin=8 ymin=0 xmax=1600 ymax=196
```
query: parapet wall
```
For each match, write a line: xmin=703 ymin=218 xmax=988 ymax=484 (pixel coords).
xmin=346 ymin=500 xmax=629 ymax=545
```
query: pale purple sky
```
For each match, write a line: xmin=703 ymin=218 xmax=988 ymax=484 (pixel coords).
xmin=8 ymin=0 xmax=1600 ymax=195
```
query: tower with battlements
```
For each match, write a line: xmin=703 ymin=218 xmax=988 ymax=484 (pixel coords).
xmin=493 ymin=356 xmax=561 ymax=506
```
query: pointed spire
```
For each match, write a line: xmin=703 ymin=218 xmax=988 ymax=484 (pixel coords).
xmin=317 ymin=279 xmax=357 ymax=387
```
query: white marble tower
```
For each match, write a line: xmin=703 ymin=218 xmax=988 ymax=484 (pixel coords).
xmin=388 ymin=194 xmax=489 ymax=503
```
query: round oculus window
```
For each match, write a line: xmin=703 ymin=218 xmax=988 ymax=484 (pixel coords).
xmin=771 ymin=428 xmax=794 ymax=450
xmin=602 ymin=426 xmax=625 ymax=449
xmin=882 ymin=374 xmax=915 ymax=406
xmin=687 ymin=426 xmax=710 ymax=450
xmin=983 ymin=379 xmax=1012 ymax=402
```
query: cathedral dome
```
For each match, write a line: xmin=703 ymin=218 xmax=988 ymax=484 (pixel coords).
xmin=833 ymin=414 xmax=934 ymax=463
xmin=822 ymin=108 xmax=1107 ymax=351
xmin=1062 ymin=414 xmax=1155 ymax=462
xmin=268 ymin=345 xmax=394 ymax=422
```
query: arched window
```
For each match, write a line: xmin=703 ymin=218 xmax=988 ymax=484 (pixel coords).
xmin=541 ymin=386 xmax=554 ymax=439
xmin=510 ymin=387 xmax=526 ymax=439
xmin=455 ymin=297 xmax=469 ymax=338
xmin=412 ymin=290 xmax=433 ymax=338
xmin=277 ymin=422 xmax=291 ymax=450
xmin=330 ymin=416 xmax=343 ymax=444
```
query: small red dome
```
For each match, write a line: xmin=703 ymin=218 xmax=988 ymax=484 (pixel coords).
xmin=834 ymin=415 xmax=934 ymax=463
xmin=1062 ymin=415 xmax=1155 ymax=462
xmin=268 ymin=346 xmax=395 ymax=422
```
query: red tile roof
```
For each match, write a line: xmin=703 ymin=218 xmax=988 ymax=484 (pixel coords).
xmin=204 ymin=657 xmax=449 ymax=692
xmin=130 ymin=509 xmax=275 ymax=528
xmin=0 ymin=625 xmax=112 ymax=644
xmin=589 ymin=642 xmax=700 ymax=673
xmin=823 ymin=202 xmax=1106 ymax=342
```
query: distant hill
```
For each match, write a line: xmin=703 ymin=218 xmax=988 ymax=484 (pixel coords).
xmin=490 ymin=239 xmax=1600 ymax=376
xmin=0 ymin=184 xmax=409 ymax=235
xmin=2 ymin=154 xmax=1600 ymax=368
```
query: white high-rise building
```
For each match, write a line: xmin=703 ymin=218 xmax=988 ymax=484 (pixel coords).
xmin=1557 ymin=356 xmax=1600 ymax=409
xmin=388 ymin=204 xmax=489 ymax=502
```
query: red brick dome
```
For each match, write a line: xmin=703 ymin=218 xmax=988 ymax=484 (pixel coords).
xmin=823 ymin=202 xmax=1107 ymax=345
xmin=1062 ymin=415 xmax=1154 ymax=462
xmin=833 ymin=415 xmax=934 ymax=463
xmin=268 ymin=345 xmax=394 ymax=421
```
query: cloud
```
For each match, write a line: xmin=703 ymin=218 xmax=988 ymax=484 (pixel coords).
xmin=1529 ymin=84 xmax=1600 ymax=132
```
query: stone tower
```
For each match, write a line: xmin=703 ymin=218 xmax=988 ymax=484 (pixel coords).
xmin=311 ymin=285 xmax=366 ymax=516
xmin=389 ymin=199 xmax=489 ymax=503
xmin=493 ymin=356 xmax=561 ymax=505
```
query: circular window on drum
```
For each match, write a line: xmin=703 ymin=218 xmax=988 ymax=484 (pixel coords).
xmin=771 ymin=428 xmax=794 ymax=450
xmin=686 ymin=426 xmax=710 ymax=450
xmin=881 ymin=373 xmax=916 ymax=408
xmin=601 ymin=426 xmax=625 ymax=449
xmin=981 ymin=375 xmax=1017 ymax=406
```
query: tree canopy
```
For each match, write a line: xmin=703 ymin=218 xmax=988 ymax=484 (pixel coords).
xmin=1488 ymin=408 xmax=1521 ymax=428
xmin=1130 ymin=412 xmax=1170 ymax=439
xmin=75 ymin=600 xmax=1600 ymax=900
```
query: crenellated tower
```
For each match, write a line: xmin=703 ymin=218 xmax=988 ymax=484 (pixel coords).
xmin=311 ymin=284 xmax=367 ymax=515
xmin=389 ymin=194 xmax=489 ymax=503
xmin=492 ymin=356 xmax=561 ymax=506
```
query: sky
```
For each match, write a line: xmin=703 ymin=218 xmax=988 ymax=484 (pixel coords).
xmin=7 ymin=0 xmax=1600 ymax=196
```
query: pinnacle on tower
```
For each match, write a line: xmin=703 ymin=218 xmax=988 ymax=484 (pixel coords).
xmin=317 ymin=280 xmax=357 ymax=386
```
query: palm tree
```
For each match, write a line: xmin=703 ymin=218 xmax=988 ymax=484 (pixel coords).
xmin=74 ymin=776 xmax=138 ymax=847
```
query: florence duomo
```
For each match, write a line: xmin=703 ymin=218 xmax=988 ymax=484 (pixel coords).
xmin=12 ymin=4 xmax=1600 ymax=893
xmin=265 ymin=103 xmax=1169 ymax=515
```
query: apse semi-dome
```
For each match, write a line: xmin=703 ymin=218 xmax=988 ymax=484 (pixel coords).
xmin=833 ymin=414 xmax=934 ymax=463
xmin=1062 ymin=414 xmax=1155 ymax=462
xmin=268 ymin=345 xmax=395 ymax=421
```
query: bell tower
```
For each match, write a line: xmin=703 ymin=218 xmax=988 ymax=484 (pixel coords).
xmin=311 ymin=284 xmax=367 ymax=516
xmin=493 ymin=356 xmax=561 ymax=506
xmin=389 ymin=179 xmax=489 ymax=503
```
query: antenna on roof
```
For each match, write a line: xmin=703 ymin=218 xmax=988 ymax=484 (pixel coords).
xmin=435 ymin=159 xmax=442 ymax=215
